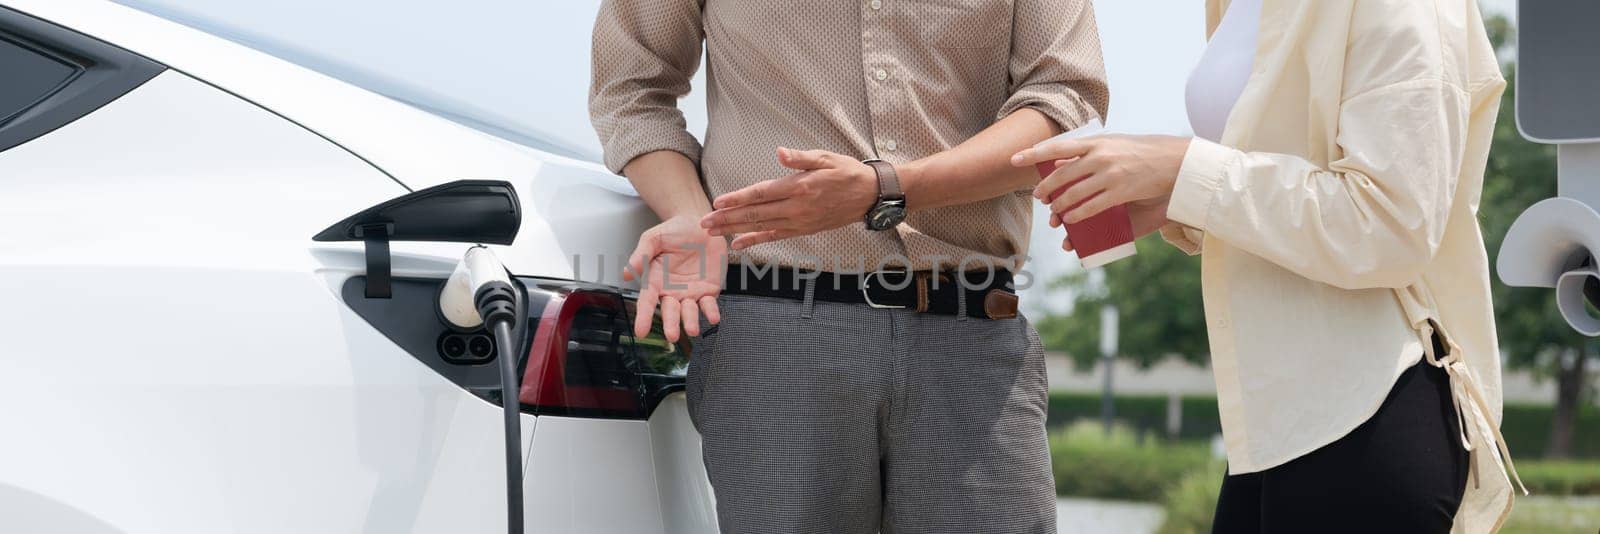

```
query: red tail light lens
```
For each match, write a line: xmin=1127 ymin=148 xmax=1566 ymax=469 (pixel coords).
xmin=517 ymin=288 xmax=690 ymax=419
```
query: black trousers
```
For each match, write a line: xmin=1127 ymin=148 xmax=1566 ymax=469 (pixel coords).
xmin=1211 ymin=358 xmax=1470 ymax=534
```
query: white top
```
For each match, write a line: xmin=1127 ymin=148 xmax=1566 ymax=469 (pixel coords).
xmin=1186 ymin=0 xmax=1262 ymax=142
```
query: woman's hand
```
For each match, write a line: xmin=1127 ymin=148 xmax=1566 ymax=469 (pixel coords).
xmin=1050 ymin=195 xmax=1172 ymax=253
xmin=1011 ymin=134 xmax=1192 ymax=225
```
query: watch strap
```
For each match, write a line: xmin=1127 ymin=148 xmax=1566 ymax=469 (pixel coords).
xmin=862 ymin=159 xmax=903 ymax=201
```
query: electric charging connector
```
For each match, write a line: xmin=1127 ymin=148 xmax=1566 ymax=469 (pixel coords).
xmin=441 ymin=246 xmax=525 ymax=534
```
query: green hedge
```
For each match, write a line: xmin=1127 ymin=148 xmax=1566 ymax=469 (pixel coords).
xmin=1500 ymin=496 xmax=1600 ymax=534
xmin=1047 ymin=392 xmax=1600 ymax=458
xmin=1498 ymin=404 xmax=1600 ymax=459
xmin=1047 ymin=393 xmax=1222 ymax=443
xmin=1519 ymin=460 xmax=1600 ymax=496
xmin=1155 ymin=466 xmax=1224 ymax=534
xmin=1049 ymin=421 xmax=1212 ymax=501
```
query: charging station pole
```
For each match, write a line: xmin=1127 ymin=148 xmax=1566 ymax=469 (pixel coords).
xmin=1100 ymin=305 xmax=1118 ymax=436
xmin=1559 ymin=144 xmax=1600 ymax=208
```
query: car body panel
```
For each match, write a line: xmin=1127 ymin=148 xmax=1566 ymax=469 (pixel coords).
xmin=525 ymin=416 xmax=668 ymax=534
xmin=3 ymin=0 xmax=656 ymax=284
xmin=105 ymin=0 xmax=623 ymax=163
xmin=0 ymin=3 xmax=711 ymax=532
xmin=648 ymin=394 xmax=721 ymax=533
xmin=0 ymin=70 xmax=531 ymax=532
xmin=515 ymin=398 xmax=715 ymax=534
xmin=0 ymin=70 xmax=403 ymax=268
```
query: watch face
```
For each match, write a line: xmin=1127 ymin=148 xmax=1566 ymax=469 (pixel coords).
xmin=866 ymin=202 xmax=908 ymax=231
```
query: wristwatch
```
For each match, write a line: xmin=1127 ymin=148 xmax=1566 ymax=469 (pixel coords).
xmin=861 ymin=159 xmax=907 ymax=231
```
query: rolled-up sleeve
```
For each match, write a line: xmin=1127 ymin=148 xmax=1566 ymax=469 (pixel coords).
xmin=996 ymin=0 xmax=1110 ymax=131
xmin=588 ymin=0 xmax=705 ymax=174
xmin=1159 ymin=223 xmax=1204 ymax=255
xmin=1166 ymin=79 xmax=1474 ymax=290
xmin=1163 ymin=0 xmax=1488 ymax=291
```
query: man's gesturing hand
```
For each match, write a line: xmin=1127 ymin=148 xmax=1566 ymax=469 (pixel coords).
xmin=623 ymin=215 xmax=729 ymax=343
xmin=701 ymin=147 xmax=879 ymax=250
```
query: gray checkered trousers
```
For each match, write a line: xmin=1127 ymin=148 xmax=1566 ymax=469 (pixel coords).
xmin=687 ymin=279 xmax=1054 ymax=534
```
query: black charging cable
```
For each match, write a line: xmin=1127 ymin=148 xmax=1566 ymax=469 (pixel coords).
xmin=475 ymin=280 xmax=525 ymax=534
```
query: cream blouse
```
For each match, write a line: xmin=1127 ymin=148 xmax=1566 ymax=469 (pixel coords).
xmin=1160 ymin=1 xmax=1523 ymax=532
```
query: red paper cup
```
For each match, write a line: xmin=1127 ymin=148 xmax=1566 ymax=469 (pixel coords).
xmin=1036 ymin=160 xmax=1136 ymax=269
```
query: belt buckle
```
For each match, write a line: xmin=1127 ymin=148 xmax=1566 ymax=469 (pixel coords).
xmin=860 ymin=271 xmax=908 ymax=309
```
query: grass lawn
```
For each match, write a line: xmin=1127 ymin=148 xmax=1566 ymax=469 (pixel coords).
xmin=1501 ymin=496 xmax=1600 ymax=534
xmin=1047 ymin=420 xmax=1600 ymax=533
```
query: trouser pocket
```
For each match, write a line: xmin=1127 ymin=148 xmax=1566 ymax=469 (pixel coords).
xmin=685 ymin=320 xmax=720 ymax=431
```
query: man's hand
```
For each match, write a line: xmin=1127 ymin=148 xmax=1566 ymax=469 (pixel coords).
xmin=700 ymin=147 xmax=879 ymax=250
xmin=623 ymin=215 xmax=729 ymax=342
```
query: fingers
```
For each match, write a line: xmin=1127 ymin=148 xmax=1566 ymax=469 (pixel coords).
xmin=661 ymin=297 xmax=682 ymax=343
xmin=1062 ymin=235 xmax=1075 ymax=253
xmin=703 ymin=201 xmax=795 ymax=236
xmin=622 ymin=232 xmax=660 ymax=282
xmin=708 ymin=219 xmax=793 ymax=238
xmin=1061 ymin=190 xmax=1123 ymax=224
xmin=634 ymin=285 xmax=659 ymax=339
xmin=730 ymin=230 xmax=794 ymax=250
xmin=681 ymin=298 xmax=701 ymax=337
xmin=699 ymin=295 xmax=721 ymax=325
xmin=1049 ymin=212 xmax=1063 ymax=228
xmin=633 ymin=255 xmax=666 ymax=338
xmin=1033 ymin=156 xmax=1100 ymax=201
xmin=1011 ymin=139 xmax=1093 ymax=168
xmin=777 ymin=147 xmax=836 ymax=171
xmin=1047 ymin=173 xmax=1111 ymax=215
xmin=712 ymin=173 xmax=806 ymax=211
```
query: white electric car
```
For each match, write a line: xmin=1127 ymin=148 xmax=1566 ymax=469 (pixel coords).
xmin=0 ymin=1 xmax=718 ymax=532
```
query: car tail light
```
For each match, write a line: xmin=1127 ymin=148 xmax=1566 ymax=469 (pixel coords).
xmin=517 ymin=287 xmax=689 ymax=419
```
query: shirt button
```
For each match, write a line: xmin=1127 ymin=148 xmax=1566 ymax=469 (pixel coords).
xmin=883 ymin=139 xmax=898 ymax=152
xmin=869 ymin=0 xmax=882 ymax=9
xmin=873 ymin=68 xmax=889 ymax=81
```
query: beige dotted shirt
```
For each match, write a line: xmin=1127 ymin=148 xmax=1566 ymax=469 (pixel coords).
xmin=589 ymin=0 xmax=1108 ymax=272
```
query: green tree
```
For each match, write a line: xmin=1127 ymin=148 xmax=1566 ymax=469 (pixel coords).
xmin=1033 ymin=236 xmax=1206 ymax=371
xmin=1479 ymin=15 xmax=1595 ymax=458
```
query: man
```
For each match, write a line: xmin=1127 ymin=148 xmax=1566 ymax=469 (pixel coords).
xmin=589 ymin=1 xmax=1107 ymax=532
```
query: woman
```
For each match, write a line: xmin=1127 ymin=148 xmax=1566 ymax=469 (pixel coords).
xmin=1011 ymin=0 xmax=1523 ymax=532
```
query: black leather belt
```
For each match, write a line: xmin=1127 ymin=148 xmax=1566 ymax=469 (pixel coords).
xmin=722 ymin=265 xmax=1020 ymax=320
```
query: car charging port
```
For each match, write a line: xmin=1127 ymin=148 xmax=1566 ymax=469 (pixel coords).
xmin=441 ymin=334 xmax=468 ymax=360
xmin=468 ymin=334 xmax=496 ymax=360
xmin=438 ymin=332 xmax=497 ymax=364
